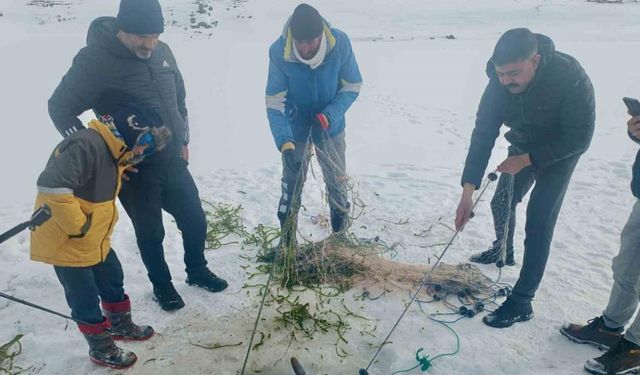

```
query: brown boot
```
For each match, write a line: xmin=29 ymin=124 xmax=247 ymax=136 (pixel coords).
xmin=584 ymin=336 xmax=640 ymax=375
xmin=560 ymin=316 xmax=623 ymax=350
xmin=102 ymin=294 xmax=154 ymax=341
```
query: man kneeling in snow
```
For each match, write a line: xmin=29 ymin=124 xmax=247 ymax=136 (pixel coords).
xmin=560 ymin=111 xmax=640 ymax=375
xmin=30 ymin=104 xmax=170 ymax=369
xmin=455 ymin=28 xmax=595 ymax=328
xmin=265 ymin=3 xmax=362 ymax=251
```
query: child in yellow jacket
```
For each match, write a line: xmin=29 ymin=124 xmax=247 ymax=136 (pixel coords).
xmin=31 ymin=103 xmax=170 ymax=369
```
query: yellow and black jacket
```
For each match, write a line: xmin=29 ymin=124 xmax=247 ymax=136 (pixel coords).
xmin=30 ymin=120 xmax=133 ymax=267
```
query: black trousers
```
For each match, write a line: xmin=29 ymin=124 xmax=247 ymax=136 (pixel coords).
xmin=119 ymin=157 xmax=208 ymax=287
xmin=54 ymin=250 xmax=125 ymax=324
xmin=491 ymin=154 xmax=581 ymax=303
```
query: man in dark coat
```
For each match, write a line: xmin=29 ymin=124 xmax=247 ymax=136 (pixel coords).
xmin=48 ymin=0 xmax=228 ymax=311
xmin=455 ymin=28 xmax=595 ymax=328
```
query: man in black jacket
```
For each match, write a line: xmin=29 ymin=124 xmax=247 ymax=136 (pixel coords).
xmin=560 ymin=113 xmax=640 ymax=375
xmin=455 ymin=28 xmax=595 ymax=328
xmin=48 ymin=0 xmax=228 ymax=311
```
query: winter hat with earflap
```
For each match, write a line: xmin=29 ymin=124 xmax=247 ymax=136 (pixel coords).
xmin=102 ymin=104 xmax=171 ymax=160
xmin=116 ymin=0 xmax=165 ymax=35
xmin=290 ymin=3 xmax=323 ymax=41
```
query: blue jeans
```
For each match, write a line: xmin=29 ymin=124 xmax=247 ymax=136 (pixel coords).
xmin=54 ymin=249 xmax=125 ymax=324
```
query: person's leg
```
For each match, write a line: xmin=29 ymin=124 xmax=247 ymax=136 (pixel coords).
xmin=54 ymin=262 xmax=136 ymax=368
xmin=604 ymin=200 xmax=640 ymax=334
xmin=511 ymin=154 xmax=581 ymax=303
xmin=472 ymin=166 xmax=534 ymax=264
xmin=94 ymin=250 xmax=154 ymax=341
xmin=277 ymin=141 xmax=311 ymax=246
xmin=315 ymin=131 xmax=349 ymax=233
xmin=161 ymin=159 xmax=208 ymax=277
xmin=118 ymin=169 xmax=171 ymax=287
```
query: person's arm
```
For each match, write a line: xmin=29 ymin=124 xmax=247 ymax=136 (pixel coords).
xmin=460 ymin=80 xmax=505 ymax=189
xmin=527 ymin=76 xmax=595 ymax=169
xmin=265 ymin=46 xmax=294 ymax=151
xmin=36 ymin=141 xmax=94 ymax=237
xmin=48 ymin=48 xmax=103 ymax=138
xmin=317 ymin=34 xmax=362 ymax=128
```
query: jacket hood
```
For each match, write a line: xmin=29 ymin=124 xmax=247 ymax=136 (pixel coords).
xmin=281 ymin=16 xmax=336 ymax=63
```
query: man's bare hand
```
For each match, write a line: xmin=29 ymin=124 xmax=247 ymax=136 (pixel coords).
xmin=497 ymin=154 xmax=531 ymax=175
xmin=182 ymin=145 xmax=189 ymax=162
xmin=627 ymin=116 xmax=640 ymax=139
xmin=455 ymin=195 xmax=474 ymax=231
xmin=122 ymin=166 xmax=138 ymax=181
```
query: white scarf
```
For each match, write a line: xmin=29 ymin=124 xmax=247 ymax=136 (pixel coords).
xmin=293 ymin=32 xmax=327 ymax=70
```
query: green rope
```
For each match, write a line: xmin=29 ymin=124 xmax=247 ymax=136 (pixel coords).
xmin=390 ymin=300 xmax=461 ymax=374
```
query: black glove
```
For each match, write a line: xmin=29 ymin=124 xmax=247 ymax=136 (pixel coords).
xmin=282 ymin=149 xmax=301 ymax=173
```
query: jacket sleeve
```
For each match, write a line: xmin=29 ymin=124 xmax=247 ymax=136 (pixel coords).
xmin=36 ymin=141 xmax=94 ymax=236
xmin=461 ymin=80 xmax=505 ymax=189
xmin=48 ymin=48 xmax=103 ymax=138
xmin=528 ymin=76 xmax=595 ymax=169
xmin=265 ymin=46 xmax=293 ymax=151
xmin=167 ymin=46 xmax=190 ymax=145
xmin=320 ymin=35 xmax=362 ymax=126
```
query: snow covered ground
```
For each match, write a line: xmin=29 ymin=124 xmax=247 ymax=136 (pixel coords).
xmin=1 ymin=0 xmax=640 ymax=374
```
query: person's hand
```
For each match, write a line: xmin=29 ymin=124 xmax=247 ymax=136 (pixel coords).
xmin=312 ymin=113 xmax=330 ymax=131
xmin=497 ymin=154 xmax=531 ymax=175
xmin=627 ymin=115 xmax=640 ymax=139
xmin=122 ymin=166 xmax=138 ymax=181
xmin=181 ymin=145 xmax=189 ymax=161
xmin=455 ymin=184 xmax=475 ymax=231
xmin=282 ymin=148 xmax=301 ymax=173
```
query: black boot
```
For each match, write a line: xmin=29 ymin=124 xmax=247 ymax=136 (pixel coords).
xmin=330 ymin=203 xmax=351 ymax=234
xmin=102 ymin=294 xmax=154 ymax=341
xmin=482 ymin=297 xmax=533 ymax=328
xmin=79 ymin=319 xmax=137 ymax=369
xmin=153 ymin=282 xmax=185 ymax=311
xmin=259 ymin=220 xmax=298 ymax=263
xmin=469 ymin=245 xmax=515 ymax=266
xmin=186 ymin=268 xmax=229 ymax=292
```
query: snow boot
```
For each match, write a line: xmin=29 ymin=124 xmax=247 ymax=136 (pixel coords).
xmin=78 ymin=319 xmax=137 ymax=369
xmin=561 ymin=316 xmax=623 ymax=350
xmin=469 ymin=244 xmax=515 ymax=266
xmin=585 ymin=336 xmax=640 ymax=375
xmin=186 ymin=268 xmax=228 ymax=293
xmin=152 ymin=282 xmax=185 ymax=311
xmin=102 ymin=294 xmax=154 ymax=341
xmin=482 ymin=297 xmax=533 ymax=328
xmin=330 ymin=202 xmax=351 ymax=234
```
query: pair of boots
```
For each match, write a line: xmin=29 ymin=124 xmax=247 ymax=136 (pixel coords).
xmin=561 ymin=316 xmax=640 ymax=375
xmin=261 ymin=208 xmax=350 ymax=263
xmin=78 ymin=295 xmax=154 ymax=369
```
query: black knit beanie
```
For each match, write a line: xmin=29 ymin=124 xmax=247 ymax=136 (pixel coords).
xmin=117 ymin=0 xmax=165 ymax=35
xmin=290 ymin=4 xmax=323 ymax=41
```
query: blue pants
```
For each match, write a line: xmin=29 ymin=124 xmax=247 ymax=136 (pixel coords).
xmin=54 ymin=249 xmax=125 ymax=324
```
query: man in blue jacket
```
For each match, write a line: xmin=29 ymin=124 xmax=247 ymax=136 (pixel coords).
xmin=265 ymin=3 xmax=362 ymax=249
